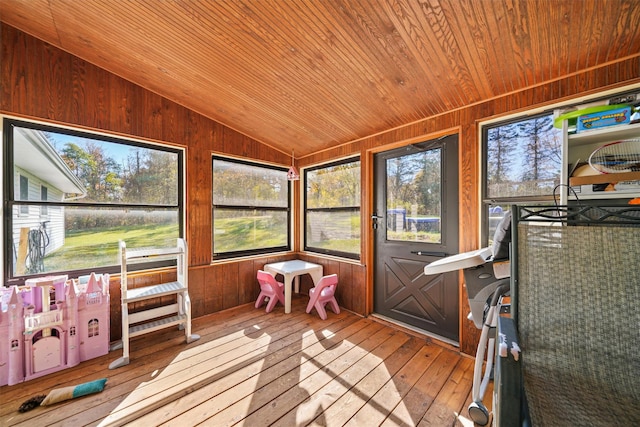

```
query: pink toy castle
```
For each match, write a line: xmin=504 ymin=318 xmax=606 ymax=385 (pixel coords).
xmin=0 ymin=273 xmax=110 ymax=386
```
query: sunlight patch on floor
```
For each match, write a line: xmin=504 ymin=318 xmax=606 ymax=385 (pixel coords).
xmin=97 ymin=328 xmax=271 ymax=427
xmin=319 ymin=328 xmax=333 ymax=338
xmin=455 ymin=411 xmax=476 ymax=426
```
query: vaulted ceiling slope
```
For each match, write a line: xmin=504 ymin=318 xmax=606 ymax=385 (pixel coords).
xmin=2 ymin=0 xmax=639 ymax=157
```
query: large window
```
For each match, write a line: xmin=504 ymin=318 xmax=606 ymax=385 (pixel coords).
xmin=212 ymin=157 xmax=290 ymax=258
xmin=304 ymin=158 xmax=360 ymax=259
xmin=482 ymin=112 xmax=562 ymax=242
xmin=3 ymin=118 xmax=183 ymax=284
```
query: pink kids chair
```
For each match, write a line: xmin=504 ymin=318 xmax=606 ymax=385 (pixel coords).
xmin=255 ymin=270 xmax=285 ymax=313
xmin=306 ymin=274 xmax=340 ymax=320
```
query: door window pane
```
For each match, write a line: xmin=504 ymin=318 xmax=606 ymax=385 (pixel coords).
xmin=386 ymin=149 xmax=442 ymax=243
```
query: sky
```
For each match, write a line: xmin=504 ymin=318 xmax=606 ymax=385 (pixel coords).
xmin=45 ymin=130 xmax=142 ymax=167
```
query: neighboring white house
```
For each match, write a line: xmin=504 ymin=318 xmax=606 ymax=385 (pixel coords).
xmin=12 ymin=127 xmax=86 ymax=274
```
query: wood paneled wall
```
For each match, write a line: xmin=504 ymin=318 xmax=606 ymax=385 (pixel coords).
xmin=299 ymin=59 xmax=640 ymax=354
xmin=2 ymin=23 xmax=639 ymax=355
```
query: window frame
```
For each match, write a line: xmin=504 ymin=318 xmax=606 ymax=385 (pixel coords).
xmin=481 ymin=110 xmax=561 ymax=204
xmin=480 ymin=110 xmax=561 ymax=245
xmin=3 ymin=117 xmax=185 ymax=285
xmin=211 ymin=155 xmax=291 ymax=260
xmin=303 ymin=156 xmax=361 ymax=260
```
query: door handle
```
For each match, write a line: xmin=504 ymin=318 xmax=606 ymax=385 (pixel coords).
xmin=411 ymin=250 xmax=448 ymax=257
xmin=371 ymin=214 xmax=384 ymax=229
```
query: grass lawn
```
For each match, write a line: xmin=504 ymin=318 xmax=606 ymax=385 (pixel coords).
xmin=41 ymin=215 xmax=365 ymax=274
xmin=214 ymin=216 xmax=287 ymax=252
xmin=387 ymin=230 xmax=441 ymax=243
xmin=44 ymin=223 xmax=178 ymax=272
xmin=308 ymin=238 xmax=360 ymax=254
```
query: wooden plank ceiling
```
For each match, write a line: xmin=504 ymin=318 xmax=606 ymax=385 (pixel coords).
xmin=2 ymin=0 xmax=639 ymax=157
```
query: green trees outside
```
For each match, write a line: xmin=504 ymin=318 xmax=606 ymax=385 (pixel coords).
xmin=27 ymin=130 xmax=181 ymax=274
xmin=305 ymin=160 xmax=361 ymax=256
xmin=487 ymin=125 xmax=518 ymax=196
xmin=57 ymin=137 xmax=179 ymax=206
xmin=212 ymin=160 xmax=288 ymax=207
xmin=486 ymin=114 xmax=561 ymax=199
xmin=387 ymin=150 xmax=441 ymax=217
xmin=52 ymin=134 xmax=180 ymax=232
xmin=61 ymin=141 xmax=123 ymax=203
xmin=212 ymin=159 xmax=289 ymax=255
xmin=385 ymin=150 xmax=442 ymax=243
xmin=306 ymin=162 xmax=360 ymax=209
xmin=123 ymin=150 xmax=178 ymax=205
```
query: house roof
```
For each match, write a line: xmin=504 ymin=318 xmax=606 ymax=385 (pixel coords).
xmin=14 ymin=127 xmax=87 ymax=197
xmin=1 ymin=1 xmax=639 ymax=158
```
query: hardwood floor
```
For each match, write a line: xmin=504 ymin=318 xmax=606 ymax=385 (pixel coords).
xmin=1 ymin=297 xmax=483 ymax=426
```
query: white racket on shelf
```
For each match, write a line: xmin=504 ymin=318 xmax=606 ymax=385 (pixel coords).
xmin=588 ymin=138 xmax=640 ymax=174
